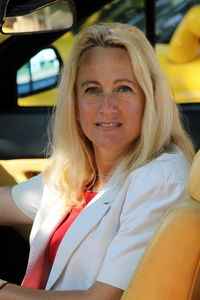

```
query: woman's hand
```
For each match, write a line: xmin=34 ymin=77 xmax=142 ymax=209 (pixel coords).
xmin=0 ymin=281 xmax=123 ymax=300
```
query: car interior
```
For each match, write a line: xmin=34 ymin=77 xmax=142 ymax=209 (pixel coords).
xmin=0 ymin=0 xmax=200 ymax=297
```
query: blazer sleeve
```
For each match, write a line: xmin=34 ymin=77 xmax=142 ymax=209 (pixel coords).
xmin=96 ymin=157 xmax=189 ymax=290
xmin=11 ymin=173 xmax=44 ymax=220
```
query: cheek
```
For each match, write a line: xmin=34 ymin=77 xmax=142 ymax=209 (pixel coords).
xmin=76 ymin=102 xmax=96 ymax=134
xmin=125 ymin=102 xmax=144 ymax=124
xmin=77 ymin=99 xmax=97 ymax=120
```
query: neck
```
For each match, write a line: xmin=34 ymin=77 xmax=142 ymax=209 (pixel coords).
xmin=93 ymin=147 xmax=123 ymax=189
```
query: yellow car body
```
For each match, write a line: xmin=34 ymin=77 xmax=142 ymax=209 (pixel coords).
xmin=157 ymin=4 xmax=200 ymax=104
xmin=156 ymin=43 xmax=200 ymax=103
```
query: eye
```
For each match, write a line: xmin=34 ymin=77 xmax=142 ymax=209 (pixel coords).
xmin=85 ymin=87 xmax=101 ymax=95
xmin=118 ymin=85 xmax=132 ymax=92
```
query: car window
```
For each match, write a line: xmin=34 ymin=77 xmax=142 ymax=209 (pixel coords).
xmin=17 ymin=48 xmax=60 ymax=98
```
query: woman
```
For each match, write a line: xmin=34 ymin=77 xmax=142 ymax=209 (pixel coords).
xmin=0 ymin=23 xmax=195 ymax=299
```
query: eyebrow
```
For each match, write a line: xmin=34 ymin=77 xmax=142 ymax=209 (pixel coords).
xmin=81 ymin=80 xmax=99 ymax=87
xmin=81 ymin=79 xmax=136 ymax=87
xmin=114 ymin=79 xmax=136 ymax=86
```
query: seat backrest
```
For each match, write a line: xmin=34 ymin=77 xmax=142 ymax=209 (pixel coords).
xmin=121 ymin=150 xmax=200 ymax=300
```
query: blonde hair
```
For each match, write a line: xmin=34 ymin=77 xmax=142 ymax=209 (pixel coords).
xmin=44 ymin=23 xmax=195 ymax=208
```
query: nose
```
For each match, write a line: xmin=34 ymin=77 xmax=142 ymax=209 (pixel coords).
xmin=99 ymin=93 xmax=118 ymax=114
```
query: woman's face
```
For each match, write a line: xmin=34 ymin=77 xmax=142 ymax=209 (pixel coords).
xmin=76 ymin=46 xmax=145 ymax=158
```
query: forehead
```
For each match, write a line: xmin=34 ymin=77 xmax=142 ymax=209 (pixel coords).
xmin=78 ymin=46 xmax=130 ymax=66
xmin=76 ymin=46 xmax=136 ymax=82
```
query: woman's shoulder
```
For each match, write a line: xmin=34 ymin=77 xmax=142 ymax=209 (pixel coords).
xmin=129 ymin=145 xmax=190 ymax=185
xmin=12 ymin=172 xmax=44 ymax=195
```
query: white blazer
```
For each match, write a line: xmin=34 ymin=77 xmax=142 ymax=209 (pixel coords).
xmin=12 ymin=146 xmax=190 ymax=291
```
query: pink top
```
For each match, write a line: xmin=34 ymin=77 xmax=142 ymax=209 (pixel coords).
xmin=49 ymin=190 xmax=97 ymax=264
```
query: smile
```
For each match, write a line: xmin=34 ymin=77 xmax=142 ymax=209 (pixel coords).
xmin=96 ymin=123 xmax=122 ymax=127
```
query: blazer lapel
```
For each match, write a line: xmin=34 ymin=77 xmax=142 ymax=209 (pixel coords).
xmin=46 ymin=187 xmax=117 ymax=290
xmin=24 ymin=203 xmax=67 ymax=279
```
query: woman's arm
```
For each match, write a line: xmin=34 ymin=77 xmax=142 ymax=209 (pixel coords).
xmin=0 ymin=186 xmax=32 ymax=225
xmin=0 ymin=281 xmax=123 ymax=300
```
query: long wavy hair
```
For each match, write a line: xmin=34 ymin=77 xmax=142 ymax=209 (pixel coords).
xmin=44 ymin=22 xmax=195 ymax=208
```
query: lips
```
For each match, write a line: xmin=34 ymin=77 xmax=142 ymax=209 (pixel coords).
xmin=95 ymin=122 xmax=122 ymax=127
